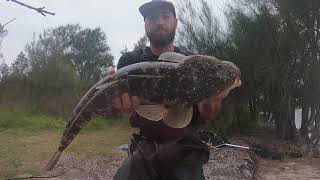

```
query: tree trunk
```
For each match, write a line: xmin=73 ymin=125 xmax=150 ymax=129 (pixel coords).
xmin=300 ymin=103 xmax=309 ymax=137
xmin=313 ymin=106 xmax=320 ymax=145
xmin=309 ymin=107 xmax=316 ymax=126
xmin=274 ymin=96 xmax=296 ymax=140
xmin=248 ymin=97 xmax=258 ymax=122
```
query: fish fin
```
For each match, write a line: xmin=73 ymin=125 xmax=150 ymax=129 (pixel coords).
xmin=134 ymin=105 xmax=168 ymax=121
xmin=158 ymin=52 xmax=186 ymax=63
xmin=162 ymin=105 xmax=193 ymax=128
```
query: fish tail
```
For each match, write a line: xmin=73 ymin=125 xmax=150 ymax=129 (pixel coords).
xmin=46 ymin=150 xmax=63 ymax=171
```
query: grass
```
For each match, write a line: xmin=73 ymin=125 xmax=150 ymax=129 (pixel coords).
xmin=0 ymin=111 xmax=135 ymax=179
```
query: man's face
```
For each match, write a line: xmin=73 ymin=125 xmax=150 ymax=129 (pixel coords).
xmin=144 ymin=9 xmax=177 ymax=47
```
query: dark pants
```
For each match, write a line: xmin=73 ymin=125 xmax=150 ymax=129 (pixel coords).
xmin=113 ymin=134 xmax=209 ymax=180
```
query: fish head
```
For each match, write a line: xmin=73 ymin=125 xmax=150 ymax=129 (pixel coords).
xmin=178 ymin=55 xmax=241 ymax=103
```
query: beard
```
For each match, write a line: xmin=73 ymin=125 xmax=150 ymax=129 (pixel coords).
xmin=146 ymin=27 xmax=176 ymax=48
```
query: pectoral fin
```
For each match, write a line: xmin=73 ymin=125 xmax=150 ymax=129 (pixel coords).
xmin=162 ymin=105 xmax=193 ymax=128
xmin=134 ymin=105 xmax=168 ymax=121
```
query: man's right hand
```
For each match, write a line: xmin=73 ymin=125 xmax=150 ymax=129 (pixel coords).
xmin=106 ymin=66 xmax=141 ymax=113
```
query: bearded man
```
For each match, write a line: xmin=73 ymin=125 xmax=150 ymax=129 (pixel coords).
xmin=113 ymin=1 xmax=226 ymax=179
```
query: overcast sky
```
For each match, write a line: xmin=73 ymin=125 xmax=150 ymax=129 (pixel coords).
xmin=1 ymin=0 xmax=226 ymax=66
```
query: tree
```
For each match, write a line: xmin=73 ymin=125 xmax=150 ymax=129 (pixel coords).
xmin=176 ymin=0 xmax=226 ymax=57
xmin=0 ymin=60 xmax=10 ymax=81
xmin=120 ymin=35 xmax=149 ymax=56
xmin=133 ymin=35 xmax=149 ymax=51
xmin=0 ymin=24 xmax=7 ymax=42
xmin=176 ymin=0 xmax=311 ymax=139
xmin=0 ymin=23 xmax=115 ymax=115
xmin=11 ymin=52 xmax=30 ymax=75
xmin=16 ymin=24 xmax=114 ymax=114
xmin=0 ymin=23 xmax=8 ymax=60
xmin=120 ymin=46 xmax=129 ymax=56
xmin=176 ymin=0 xmax=253 ymax=133
xmin=25 ymin=24 xmax=114 ymax=83
xmin=68 ymin=27 xmax=114 ymax=82
xmin=274 ymin=0 xmax=320 ymax=143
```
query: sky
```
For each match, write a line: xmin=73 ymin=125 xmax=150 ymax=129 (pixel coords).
xmin=1 ymin=0 xmax=226 ymax=66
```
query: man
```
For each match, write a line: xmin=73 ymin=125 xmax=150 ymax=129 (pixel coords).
xmin=113 ymin=1 xmax=228 ymax=179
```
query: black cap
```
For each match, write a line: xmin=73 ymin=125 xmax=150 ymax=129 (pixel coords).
xmin=139 ymin=0 xmax=176 ymax=18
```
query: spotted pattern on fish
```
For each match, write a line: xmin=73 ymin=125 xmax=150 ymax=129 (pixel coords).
xmin=46 ymin=54 xmax=241 ymax=170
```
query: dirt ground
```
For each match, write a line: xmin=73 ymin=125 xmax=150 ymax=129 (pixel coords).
xmin=12 ymin=135 xmax=320 ymax=180
xmin=37 ymin=147 xmax=255 ymax=180
xmin=255 ymin=156 xmax=320 ymax=180
xmin=243 ymin=133 xmax=320 ymax=180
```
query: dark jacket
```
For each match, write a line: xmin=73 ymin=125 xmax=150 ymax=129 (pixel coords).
xmin=117 ymin=47 xmax=204 ymax=142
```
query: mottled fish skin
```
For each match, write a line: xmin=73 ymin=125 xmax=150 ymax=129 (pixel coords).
xmin=46 ymin=55 xmax=241 ymax=170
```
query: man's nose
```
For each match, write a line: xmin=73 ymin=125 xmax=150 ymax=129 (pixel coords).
xmin=154 ymin=16 xmax=166 ymax=25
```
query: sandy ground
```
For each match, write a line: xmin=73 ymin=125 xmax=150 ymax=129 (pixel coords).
xmin=16 ymin=139 xmax=255 ymax=180
xmin=42 ymin=156 xmax=125 ymax=180
xmin=255 ymin=157 xmax=320 ymax=180
xmin=37 ymin=148 xmax=255 ymax=180
xmin=12 ymin=136 xmax=320 ymax=180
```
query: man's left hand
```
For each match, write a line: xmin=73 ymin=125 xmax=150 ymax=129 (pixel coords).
xmin=198 ymin=94 xmax=224 ymax=120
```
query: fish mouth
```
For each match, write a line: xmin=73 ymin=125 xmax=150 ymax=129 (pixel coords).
xmin=235 ymin=78 xmax=242 ymax=87
xmin=227 ymin=77 xmax=242 ymax=92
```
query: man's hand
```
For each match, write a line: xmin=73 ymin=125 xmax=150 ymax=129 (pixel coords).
xmin=113 ymin=93 xmax=141 ymax=113
xmin=198 ymin=78 xmax=242 ymax=120
xmin=106 ymin=66 xmax=141 ymax=113
xmin=198 ymin=95 xmax=224 ymax=120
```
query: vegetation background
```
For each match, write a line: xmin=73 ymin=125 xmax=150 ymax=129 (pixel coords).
xmin=0 ymin=0 xmax=319 ymax=178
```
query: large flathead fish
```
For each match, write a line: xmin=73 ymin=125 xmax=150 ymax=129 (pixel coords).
xmin=46 ymin=52 xmax=241 ymax=170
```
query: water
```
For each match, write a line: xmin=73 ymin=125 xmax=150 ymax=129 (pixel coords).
xmin=295 ymin=108 xmax=302 ymax=129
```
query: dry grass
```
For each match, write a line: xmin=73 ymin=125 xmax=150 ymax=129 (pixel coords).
xmin=0 ymin=111 xmax=135 ymax=179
